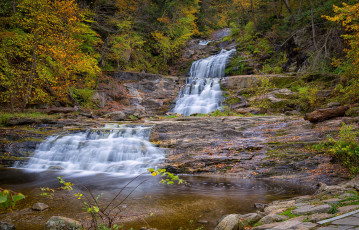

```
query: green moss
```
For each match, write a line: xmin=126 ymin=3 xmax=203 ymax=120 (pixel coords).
xmin=0 ymin=112 xmax=58 ymax=126
xmin=279 ymin=207 xmax=298 ymax=219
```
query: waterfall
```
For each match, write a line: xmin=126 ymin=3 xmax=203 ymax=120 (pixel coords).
xmin=173 ymin=49 xmax=236 ymax=116
xmin=24 ymin=124 xmax=164 ymax=175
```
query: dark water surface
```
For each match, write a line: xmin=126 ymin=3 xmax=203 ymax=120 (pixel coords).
xmin=0 ymin=168 xmax=314 ymax=230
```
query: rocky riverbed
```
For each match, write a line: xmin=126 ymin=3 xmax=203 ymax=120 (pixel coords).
xmin=0 ymin=114 xmax=357 ymax=230
xmin=147 ymin=115 xmax=354 ymax=185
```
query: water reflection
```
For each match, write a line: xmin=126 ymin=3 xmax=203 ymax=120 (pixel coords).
xmin=0 ymin=168 xmax=314 ymax=229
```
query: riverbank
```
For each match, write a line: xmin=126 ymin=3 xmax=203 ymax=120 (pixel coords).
xmin=215 ymin=176 xmax=359 ymax=230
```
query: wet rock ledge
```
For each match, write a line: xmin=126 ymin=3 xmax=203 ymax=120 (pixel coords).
xmin=147 ymin=115 xmax=356 ymax=185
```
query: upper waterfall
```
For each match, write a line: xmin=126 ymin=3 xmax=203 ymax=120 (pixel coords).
xmin=23 ymin=124 xmax=164 ymax=175
xmin=173 ymin=49 xmax=236 ymax=116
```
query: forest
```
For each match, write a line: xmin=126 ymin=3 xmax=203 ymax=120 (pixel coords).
xmin=0 ymin=0 xmax=358 ymax=110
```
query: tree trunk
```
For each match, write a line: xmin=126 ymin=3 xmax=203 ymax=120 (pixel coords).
xmin=281 ymin=0 xmax=292 ymax=14
xmin=12 ymin=0 xmax=16 ymax=13
xmin=298 ymin=0 xmax=303 ymax=17
xmin=310 ymin=0 xmax=318 ymax=50
xmin=250 ymin=0 xmax=257 ymax=28
xmin=23 ymin=30 xmax=38 ymax=111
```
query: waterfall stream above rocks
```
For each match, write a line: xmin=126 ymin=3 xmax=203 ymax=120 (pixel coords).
xmin=173 ymin=49 xmax=236 ymax=116
xmin=23 ymin=124 xmax=164 ymax=175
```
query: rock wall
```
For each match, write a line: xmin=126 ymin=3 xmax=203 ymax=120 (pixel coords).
xmin=221 ymin=74 xmax=296 ymax=91
xmin=96 ymin=71 xmax=183 ymax=116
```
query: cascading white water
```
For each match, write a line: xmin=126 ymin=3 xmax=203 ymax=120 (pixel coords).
xmin=173 ymin=49 xmax=236 ymax=116
xmin=24 ymin=124 xmax=164 ymax=175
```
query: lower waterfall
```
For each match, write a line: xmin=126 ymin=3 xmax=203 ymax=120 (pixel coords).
xmin=23 ymin=124 xmax=164 ymax=175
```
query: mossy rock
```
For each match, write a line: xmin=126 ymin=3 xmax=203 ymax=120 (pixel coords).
xmin=269 ymin=99 xmax=296 ymax=112
xmin=300 ymin=73 xmax=338 ymax=83
xmin=271 ymin=76 xmax=297 ymax=88
xmin=346 ymin=107 xmax=359 ymax=117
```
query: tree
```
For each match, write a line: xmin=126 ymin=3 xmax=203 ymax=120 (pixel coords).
xmin=325 ymin=2 xmax=359 ymax=77
xmin=0 ymin=0 xmax=100 ymax=109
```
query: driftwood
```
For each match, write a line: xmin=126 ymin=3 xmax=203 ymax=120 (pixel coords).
xmin=304 ymin=106 xmax=349 ymax=123
xmin=46 ymin=107 xmax=78 ymax=114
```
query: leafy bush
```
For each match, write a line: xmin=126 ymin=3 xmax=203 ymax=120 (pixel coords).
xmin=296 ymin=86 xmax=320 ymax=112
xmin=71 ymin=88 xmax=95 ymax=108
xmin=327 ymin=124 xmax=359 ymax=174
xmin=247 ymin=77 xmax=275 ymax=110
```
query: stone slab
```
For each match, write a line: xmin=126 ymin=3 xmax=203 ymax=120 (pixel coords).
xmin=331 ymin=216 xmax=359 ymax=225
xmin=317 ymin=226 xmax=355 ymax=230
xmin=338 ymin=206 xmax=359 ymax=214
xmin=293 ymin=204 xmax=331 ymax=215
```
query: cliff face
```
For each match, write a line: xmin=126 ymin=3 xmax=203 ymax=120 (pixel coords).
xmin=96 ymin=71 xmax=183 ymax=116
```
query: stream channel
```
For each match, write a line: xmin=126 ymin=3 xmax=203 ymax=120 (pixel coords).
xmin=0 ymin=123 xmax=314 ymax=230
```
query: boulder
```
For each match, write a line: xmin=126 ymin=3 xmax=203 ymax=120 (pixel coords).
xmin=0 ymin=222 xmax=15 ymax=230
xmin=240 ymin=213 xmax=261 ymax=225
xmin=107 ymin=111 xmax=126 ymax=121
xmin=292 ymin=204 xmax=331 ymax=215
xmin=45 ymin=216 xmax=81 ymax=230
xmin=304 ymin=106 xmax=349 ymax=123
xmin=215 ymin=213 xmax=260 ymax=230
xmin=254 ymin=203 xmax=268 ymax=211
xmin=32 ymin=202 xmax=49 ymax=211
xmin=327 ymin=102 xmax=341 ymax=108
xmin=258 ymin=214 xmax=288 ymax=224
xmin=315 ymin=182 xmax=346 ymax=195
xmin=264 ymin=200 xmax=295 ymax=214
xmin=215 ymin=214 xmax=242 ymax=230
xmin=234 ymin=107 xmax=263 ymax=115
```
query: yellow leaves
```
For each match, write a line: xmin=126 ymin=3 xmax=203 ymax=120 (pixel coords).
xmin=324 ymin=2 xmax=359 ymax=77
xmin=157 ymin=17 xmax=171 ymax=24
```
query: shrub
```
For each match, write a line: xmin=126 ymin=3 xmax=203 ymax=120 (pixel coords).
xmin=296 ymin=86 xmax=320 ymax=112
xmin=71 ymin=87 xmax=95 ymax=108
xmin=327 ymin=124 xmax=359 ymax=174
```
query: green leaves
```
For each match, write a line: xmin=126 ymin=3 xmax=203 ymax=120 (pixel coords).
xmin=318 ymin=124 xmax=359 ymax=175
xmin=0 ymin=188 xmax=25 ymax=211
xmin=57 ymin=176 xmax=74 ymax=191
xmin=148 ymin=168 xmax=185 ymax=185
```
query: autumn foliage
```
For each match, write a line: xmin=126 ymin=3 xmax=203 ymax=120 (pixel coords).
xmin=0 ymin=0 xmax=100 ymax=110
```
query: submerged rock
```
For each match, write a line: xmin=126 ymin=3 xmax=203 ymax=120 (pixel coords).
xmin=32 ymin=202 xmax=49 ymax=211
xmin=0 ymin=222 xmax=15 ymax=230
xmin=45 ymin=216 xmax=81 ymax=230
